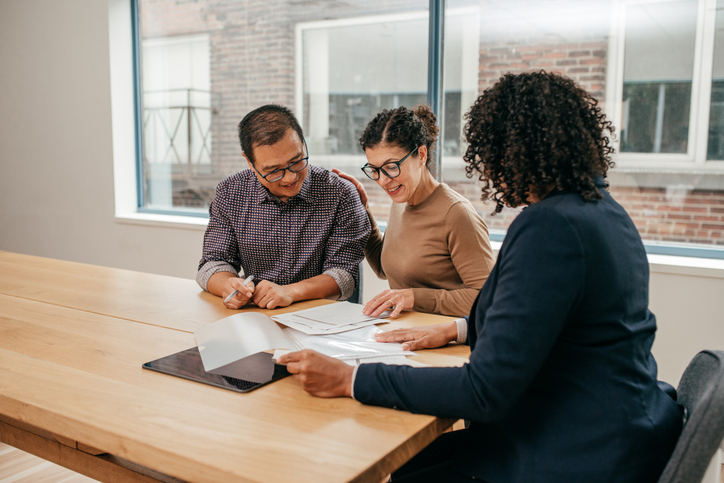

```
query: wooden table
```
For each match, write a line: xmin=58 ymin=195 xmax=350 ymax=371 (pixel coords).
xmin=0 ymin=251 xmax=470 ymax=483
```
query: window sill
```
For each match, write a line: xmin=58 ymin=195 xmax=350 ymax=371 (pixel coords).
xmin=647 ymin=253 xmax=724 ymax=279
xmin=114 ymin=214 xmax=724 ymax=278
xmin=479 ymin=242 xmax=724 ymax=278
xmin=115 ymin=212 xmax=208 ymax=231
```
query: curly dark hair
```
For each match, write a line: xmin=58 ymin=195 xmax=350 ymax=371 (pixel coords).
xmin=463 ymin=71 xmax=615 ymax=213
xmin=359 ymin=105 xmax=439 ymax=170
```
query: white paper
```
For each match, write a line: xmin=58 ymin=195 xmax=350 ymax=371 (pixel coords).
xmin=289 ymin=301 xmax=373 ymax=325
xmin=195 ymin=311 xmax=413 ymax=376
xmin=347 ymin=355 xmax=430 ymax=367
xmin=271 ymin=302 xmax=390 ymax=335
xmin=283 ymin=326 xmax=414 ymax=360
xmin=194 ymin=312 xmax=298 ymax=372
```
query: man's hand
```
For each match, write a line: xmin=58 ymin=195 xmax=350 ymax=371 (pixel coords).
xmin=363 ymin=288 xmax=414 ymax=318
xmin=373 ymin=321 xmax=458 ymax=351
xmin=222 ymin=277 xmax=256 ymax=309
xmin=253 ymin=280 xmax=295 ymax=309
xmin=278 ymin=349 xmax=354 ymax=398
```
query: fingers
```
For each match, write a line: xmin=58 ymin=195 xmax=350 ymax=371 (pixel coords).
xmin=389 ymin=303 xmax=404 ymax=318
xmin=252 ymin=281 xmax=280 ymax=309
xmin=373 ymin=330 xmax=423 ymax=351
xmin=332 ymin=168 xmax=360 ymax=186
xmin=223 ymin=281 xmax=255 ymax=309
xmin=363 ymin=291 xmax=399 ymax=317
xmin=332 ymin=168 xmax=368 ymax=206
xmin=365 ymin=298 xmax=394 ymax=317
xmin=277 ymin=349 xmax=307 ymax=366
xmin=374 ymin=329 xmax=417 ymax=343
xmin=276 ymin=349 xmax=353 ymax=398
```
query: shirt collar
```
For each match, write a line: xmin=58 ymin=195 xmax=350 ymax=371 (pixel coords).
xmin=252 ymin=168 xmax=313 ymax=205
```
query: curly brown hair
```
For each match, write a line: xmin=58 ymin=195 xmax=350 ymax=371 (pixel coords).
xmin=463 ymin=71 xmax=615 ymax=213
xmin=359 ymin=105 xmax=439 ymax=170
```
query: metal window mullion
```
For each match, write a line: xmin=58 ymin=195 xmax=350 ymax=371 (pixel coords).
xmin=427 ymin=0 xmax=445 ymax=180
xmin=692 ymin=0 xmax=718 ymax=164
xmin=131 ymin=0 xmax=146 ymax=208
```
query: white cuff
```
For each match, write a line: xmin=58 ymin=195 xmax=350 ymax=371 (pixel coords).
xmin=350 ymin=364 xmax=360 ymax=400
xmin=455 ymin=317 xmax=468 ymax=344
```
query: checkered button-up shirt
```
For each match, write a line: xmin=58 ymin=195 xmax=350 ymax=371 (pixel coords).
xmin=197 ymin=165 xmax=370 ymax=300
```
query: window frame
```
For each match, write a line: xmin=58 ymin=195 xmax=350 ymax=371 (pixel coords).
xmin=122 ymin=0 xmax=724 ymax=259
xmin=606 ymin=0 xmax=724 ymax=170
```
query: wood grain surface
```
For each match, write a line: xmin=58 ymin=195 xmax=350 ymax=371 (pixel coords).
xmin=0 ymin=251 xmax=470 ymax=482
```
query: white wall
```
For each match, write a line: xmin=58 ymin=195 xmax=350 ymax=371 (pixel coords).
xmin=0 ymin=0 xmax=722 ymax=386
xmin=0 ymin=0 xmax=203 ymax=279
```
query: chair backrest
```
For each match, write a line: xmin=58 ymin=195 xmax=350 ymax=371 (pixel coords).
xmin=348 ymin=261 xmax=364 ymax=305
xmin=658 ymin=350 xmax=724 ymax=483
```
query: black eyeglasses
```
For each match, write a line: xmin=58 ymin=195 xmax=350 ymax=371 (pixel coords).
xmin=361 ymin=146 xmax=419 ymax=180
xmin=253 ymin=138 xmax=310 ymax=183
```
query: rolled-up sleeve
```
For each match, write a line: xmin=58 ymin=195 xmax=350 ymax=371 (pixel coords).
xmin=197 ymin=181 xmax=242 ymax=291
xmin=196 ymin=260 xmax=239 ymax=291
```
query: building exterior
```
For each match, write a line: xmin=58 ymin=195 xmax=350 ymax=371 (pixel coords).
xmin=138 ymin=0 xmax=724 ymax=247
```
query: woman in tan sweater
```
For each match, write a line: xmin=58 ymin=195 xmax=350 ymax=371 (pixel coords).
xmin=336 ymin=105 xmax=494 ymax=317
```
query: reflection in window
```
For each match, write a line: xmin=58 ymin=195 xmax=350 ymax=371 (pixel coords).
xmin=621 ymin=82 xmax=691 ymax=153
xmin=443 ymin=0 xmax=615 ymax=235
xmin=301 ymin=15 xmax=427 ymax=157
xmin=620 ymin=1 xmax=697 ymax=155
xmin=141 ymin=34 xmax=212 ymax=210
xmin=134 ymin=0 xmax=724 ymax=251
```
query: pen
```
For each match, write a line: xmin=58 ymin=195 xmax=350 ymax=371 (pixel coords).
xmin=223 ymin=275 xmax=255 ymax=303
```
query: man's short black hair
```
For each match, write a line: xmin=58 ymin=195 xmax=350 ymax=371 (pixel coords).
xmin=237 ymin=104 xmax=305 ymax=164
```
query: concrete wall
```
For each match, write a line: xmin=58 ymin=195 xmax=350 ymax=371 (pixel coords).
xmin=0 ymin=0 xmax=722 ymax=386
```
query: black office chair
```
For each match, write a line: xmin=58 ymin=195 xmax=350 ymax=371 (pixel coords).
xmin=348 ymin=262 xmax=364 ymax=305
xmin=658 ymin=350 xmax=724 ymax=483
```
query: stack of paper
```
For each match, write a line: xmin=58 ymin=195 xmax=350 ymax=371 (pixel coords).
xmin=194 ymin=310 xmax=414 ymax=377
xmin=271 ymin=301 xmax=388 ymax=335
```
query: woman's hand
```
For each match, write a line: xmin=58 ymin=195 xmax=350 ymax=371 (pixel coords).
xmin=332 ymin=168 xmax=369 ymax=207
xmin=363 ymin=289 xmax=414 ymax=318
xmin=277 ymin=350 xmax=354 ymax=397
xmin=373 ymin=321 xmax=458 ymax=351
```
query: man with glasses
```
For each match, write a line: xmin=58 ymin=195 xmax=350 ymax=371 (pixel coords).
xmin=197 ymin=104 xmax=370 ymax=309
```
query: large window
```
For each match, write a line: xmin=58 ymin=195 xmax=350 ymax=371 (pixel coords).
xmin=135 ymin=0 xmax=724 ymax=254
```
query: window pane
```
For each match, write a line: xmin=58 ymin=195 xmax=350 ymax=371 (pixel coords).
xmin=137 ymin=0 xmax=724 ymax=251
xmin=444 ymin=0 xmax=724 ymax=250
xmin=299 ymin=8 xmax=428 ymax=222
xmin=621 ymin=1 xmax=697 ymax=154
xmin=443 ymin=0 xmax=615 ymax=237
xmin=708 ymin=0 xmax=724 ymax=160
xmin=138 ymin=0 xmax=427 ymax=217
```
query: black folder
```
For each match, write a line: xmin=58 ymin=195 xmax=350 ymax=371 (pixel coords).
xmin=142 ymin=347 xmax=290 ymax=393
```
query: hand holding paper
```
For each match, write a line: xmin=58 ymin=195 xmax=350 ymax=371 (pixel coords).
xmin=277 ymin=350 xmax=354 ymax=398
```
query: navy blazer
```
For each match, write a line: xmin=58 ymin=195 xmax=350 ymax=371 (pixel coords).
xmin=354 ymin=180 xmax=682 ymax=482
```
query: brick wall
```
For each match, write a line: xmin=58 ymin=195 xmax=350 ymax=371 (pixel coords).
xmin=365 ymin=180 xmax=724 ymax=246
xmin=140 ymin=0 xmax=724 ymax=248
xmin=477 ymin=39 xmax=607 ymax=101
xmin=610 ymin=186 xmax=724 ymax=246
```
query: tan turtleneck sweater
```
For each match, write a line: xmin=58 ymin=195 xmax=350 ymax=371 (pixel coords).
xmin=365 ymin=183 xmax=495 ymax=316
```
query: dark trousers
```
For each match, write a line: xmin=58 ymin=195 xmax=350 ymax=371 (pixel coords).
xmin=391 ymin=429 xmax=484 ymax=483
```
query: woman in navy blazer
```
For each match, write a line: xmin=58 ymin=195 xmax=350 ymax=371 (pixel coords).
xmin=279 ymin=71 xmax=683 ymax=483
